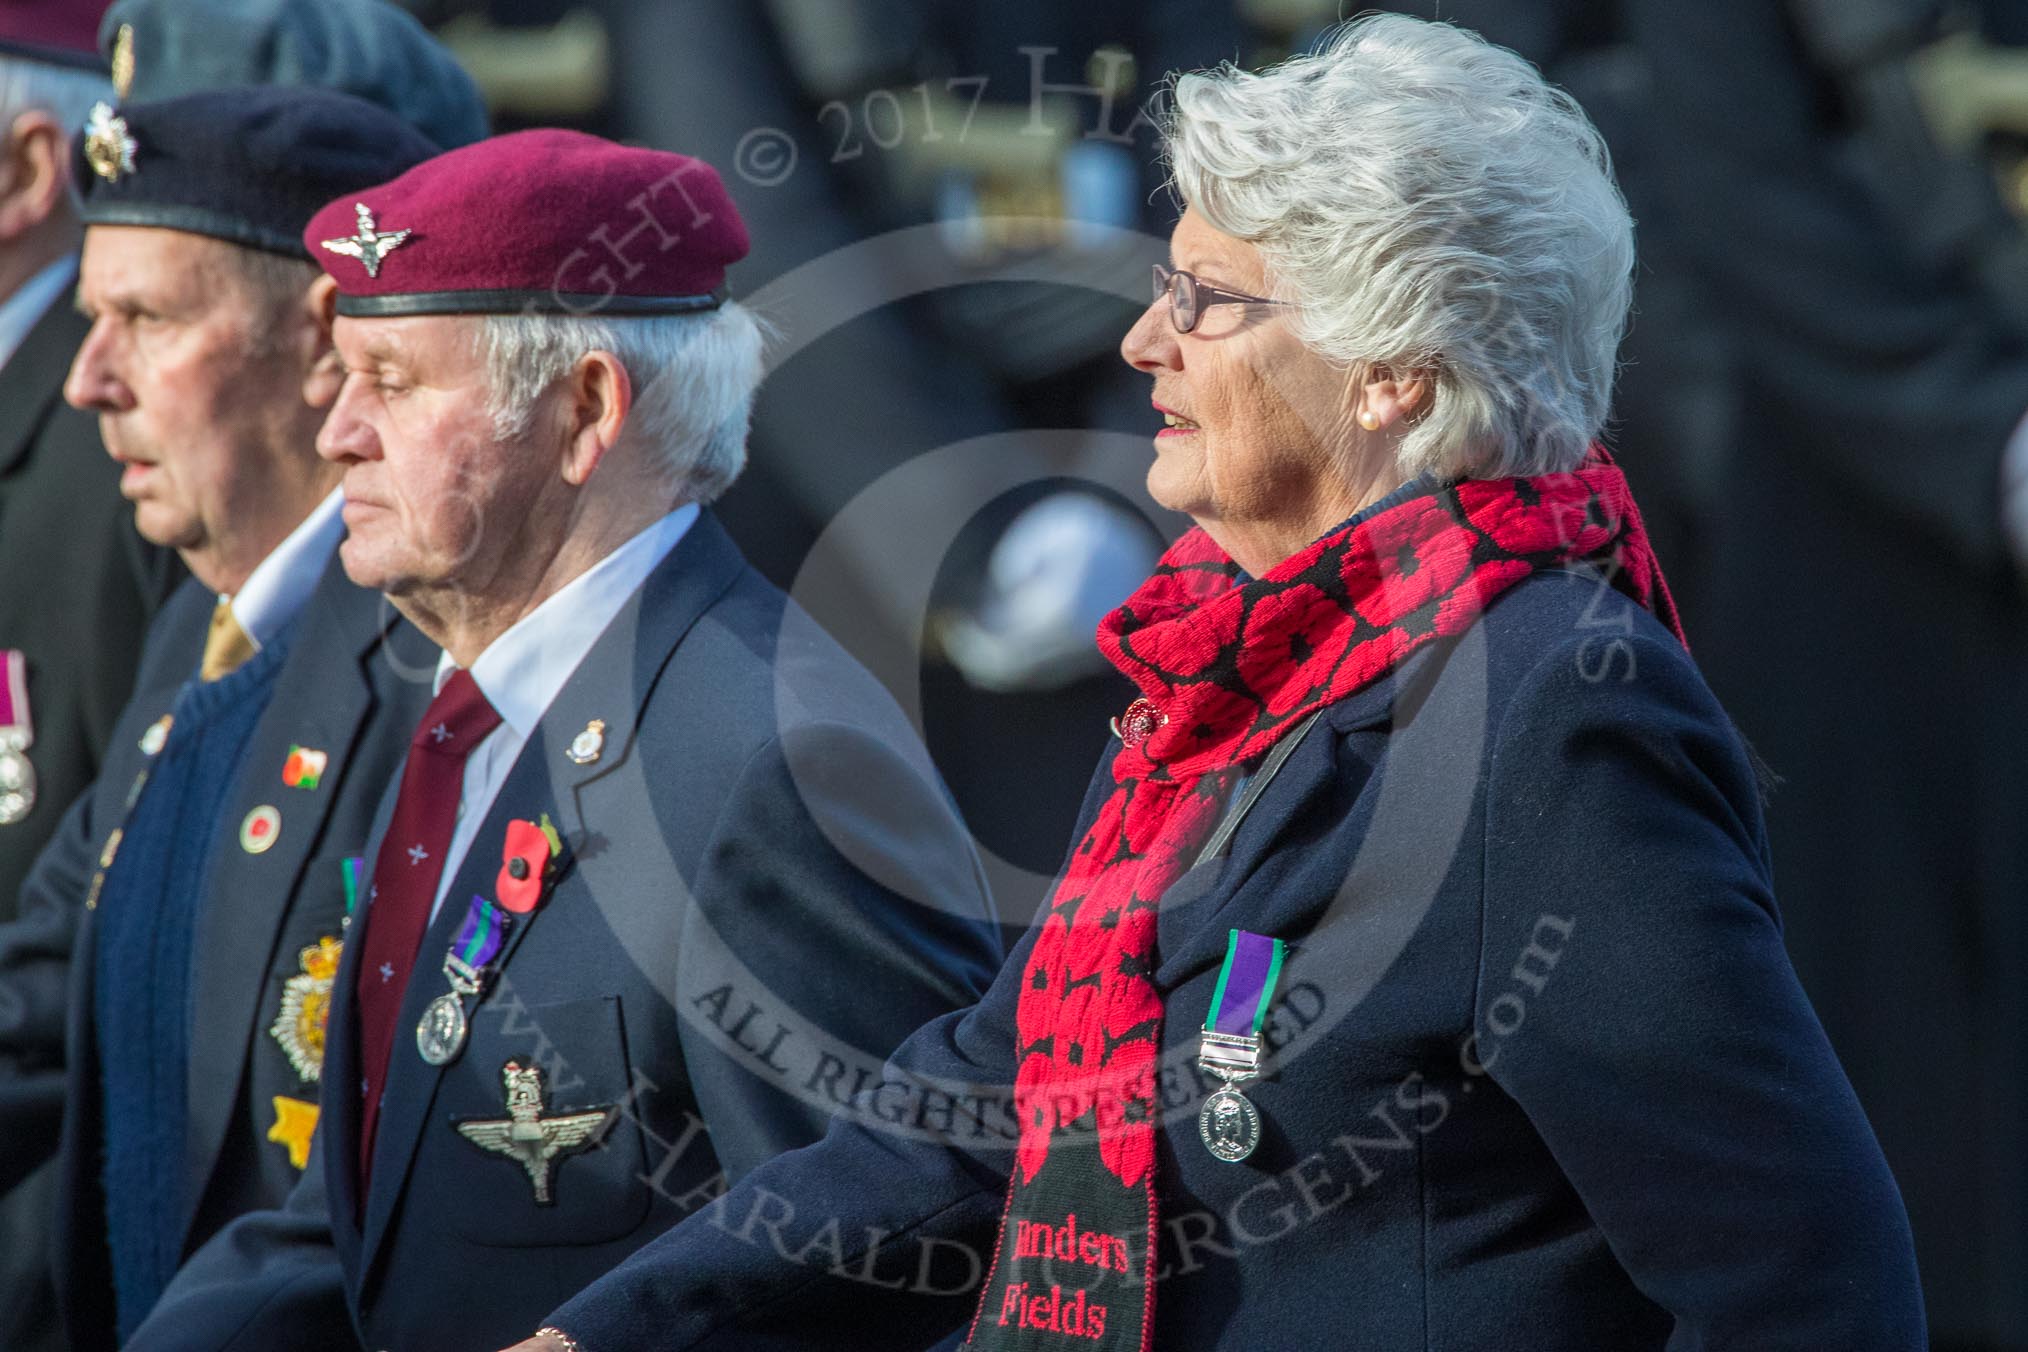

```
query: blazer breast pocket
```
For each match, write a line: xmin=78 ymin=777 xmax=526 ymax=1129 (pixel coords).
xmin=425 ymin=994 xmax=651 ymax=1248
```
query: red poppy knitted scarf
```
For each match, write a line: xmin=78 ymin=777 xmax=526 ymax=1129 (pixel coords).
xmin=965 ymin=452 xmax=1683 ymax=1350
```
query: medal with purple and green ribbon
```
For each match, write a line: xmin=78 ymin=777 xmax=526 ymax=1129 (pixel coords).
xmin=1197 ymin=929 xmax=1286 ymax=1162
xmin=416 ymin=895 xmax=512 ymax=1067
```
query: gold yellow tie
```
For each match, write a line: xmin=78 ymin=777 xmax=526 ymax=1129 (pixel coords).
xmin=200 ymin=602 xmax=257 ymax=682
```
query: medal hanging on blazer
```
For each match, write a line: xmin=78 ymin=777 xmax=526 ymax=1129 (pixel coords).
xmin=0 ymin=651 xmax=37 ymax=825
xmin=416 ymin=893 xmax=511 ymax=1067
xmin=415 ymin=814 xmax=561 ymax=1067
xmin=1197 ymin=929 xmax=1288 ymax=1163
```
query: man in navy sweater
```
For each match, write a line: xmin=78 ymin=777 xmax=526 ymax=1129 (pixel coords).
xmin=0 ymin=86 xmax=454 ymax=1351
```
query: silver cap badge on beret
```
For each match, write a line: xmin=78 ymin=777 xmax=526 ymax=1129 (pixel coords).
xmin=320 ymin=202 xmax=412 ymax=278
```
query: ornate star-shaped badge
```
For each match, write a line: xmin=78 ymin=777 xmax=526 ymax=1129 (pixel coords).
xmin=320 ymin=202 xmax=412 ymax=279
xmin=454 ymin=1060 xmax=612 ymax=1205
xmin=82 ymin=103 xmax=137 ymax=184
xmin=269 ymin=935 xmax=342 ymax=1082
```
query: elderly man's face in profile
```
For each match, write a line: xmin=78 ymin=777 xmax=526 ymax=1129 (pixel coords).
xmin=65 ymin=226 xmax=320 ymax=582
xmin=1120 ymin=209 xmax=1355 ymax=544
xmin=319 ymin=313 xmax=547 ymax=600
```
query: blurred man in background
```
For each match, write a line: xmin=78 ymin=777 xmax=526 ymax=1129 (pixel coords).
xmin=0 ymin=9 xmax=173 ymax=1348
xmin=0 ymin=3 xmax=174 ymax=924
xmin=1385 ymin=2 xmax=2028 ymax=1346
xmin=1635 ymin=8 xmax=2028 ymax=1348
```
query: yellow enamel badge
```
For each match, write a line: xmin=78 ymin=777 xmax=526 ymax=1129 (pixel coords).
xmin=269 ymin=936 xmax=342 ymax=1082
xmin=267 ymin=1096 xmax=319 ymax=1170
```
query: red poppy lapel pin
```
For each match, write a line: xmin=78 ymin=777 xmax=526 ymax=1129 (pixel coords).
xmin=496 ymin=813 xmax=564 ymax=914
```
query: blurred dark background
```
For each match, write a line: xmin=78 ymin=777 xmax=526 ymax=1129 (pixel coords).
xmin=388 ymin=2 xmax=2028 ymax=1346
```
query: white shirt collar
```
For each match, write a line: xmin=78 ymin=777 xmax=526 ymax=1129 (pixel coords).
xmin=433 ymin=503 xmax=700 ymax=737
xmin=0 ymin=257 xmax=78 ymax=374
xmin=222 ymin=487 xmax=347 ymax=647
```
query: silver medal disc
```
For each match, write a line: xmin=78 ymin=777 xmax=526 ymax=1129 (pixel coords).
xmin=416 ymin=992 xmax=469 ymax=1066
xmin=0 ymin=746 xmax=35 ymax=825
xmin=1198 ymin=1086 xmax=1263 ymax=1163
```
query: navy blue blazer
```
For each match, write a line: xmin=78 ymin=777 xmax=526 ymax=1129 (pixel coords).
xmin=0 ymin=549 xmax=435 ymax=1352
xmin=534 ymin=566 xmax=1926 ymax=1351
xmin=127 ymin=511 xmax=1005 ymax=1352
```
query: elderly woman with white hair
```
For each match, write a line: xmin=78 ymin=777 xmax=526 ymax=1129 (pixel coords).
xmin=512 ymin=16 xmax=1925 ymax=1352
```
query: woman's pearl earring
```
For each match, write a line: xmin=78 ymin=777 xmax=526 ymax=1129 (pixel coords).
xmin=1358 ymin=410 xmax=1381 ymax=432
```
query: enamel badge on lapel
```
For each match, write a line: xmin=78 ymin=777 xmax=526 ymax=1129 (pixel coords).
xmin=282 ymin=744 xmax=327 ymax=790
xmin=267 ymin=1095 xmax=319 ymax=1171
xmin=240 ymin=804 xmax=281 ymax=854
xmin=566 ymin=718 xmax=605 ymax=765
xmin=270 ymin=935 xmax=342 ymax=1082
xmin=496 ymin=816 xmax=559 ymax=913
xmin=1197 ymin=930 xmax=1289 ymax=1163
xmin=138 ymin=714 xmax=172 ymax=757
xmin=453 ymin=1060 xmax=613 ymax=1205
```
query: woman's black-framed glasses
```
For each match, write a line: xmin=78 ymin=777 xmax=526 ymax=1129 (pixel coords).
xmin=1153 ymin=263 xmax=1286 ymax=334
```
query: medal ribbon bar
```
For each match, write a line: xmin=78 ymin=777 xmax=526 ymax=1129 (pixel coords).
xmin=0 ymin=650 xmax=31 ymax=752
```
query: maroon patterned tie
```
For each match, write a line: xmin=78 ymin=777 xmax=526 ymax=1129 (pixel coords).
xmin=354 ymin=668 xmax=500 ymax=1185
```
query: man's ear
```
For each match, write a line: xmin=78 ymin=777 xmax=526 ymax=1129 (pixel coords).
xmin=300 ymin=275 xmax=344 ymax=409
xmin=0 ymin=111 xmax=72 ymax=242
xmin=560 ymin=349 xmax=632 ymax=486
xmin=1355 ymin=364 xmax=1433 ymax=432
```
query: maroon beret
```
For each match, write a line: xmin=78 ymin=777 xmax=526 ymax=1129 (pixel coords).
xmin=304 ymin=128 xmax=749 ymax=317
xmin=0 ymin=0 xmax=112 ymax=67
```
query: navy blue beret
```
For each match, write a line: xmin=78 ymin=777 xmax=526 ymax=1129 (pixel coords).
xmin=73 ymin=85 xmax=441 ymax=259
xmin=97 ymin=0 xmax=487 ymax=149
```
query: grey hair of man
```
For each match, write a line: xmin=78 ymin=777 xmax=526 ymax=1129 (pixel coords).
xmin=0 ymin=53 xmax=109 ymax=263
xmin=1162 ymin=13 xmax=1635 ymax=481
xmin=0 ymin=53 xmax=109 ymax=143
xmin=476 ymin=301 xmax=768 ymax=505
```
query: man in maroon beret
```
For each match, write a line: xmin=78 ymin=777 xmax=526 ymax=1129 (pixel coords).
xmin=126 ymin=130 xmax=1002 ymax=1352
